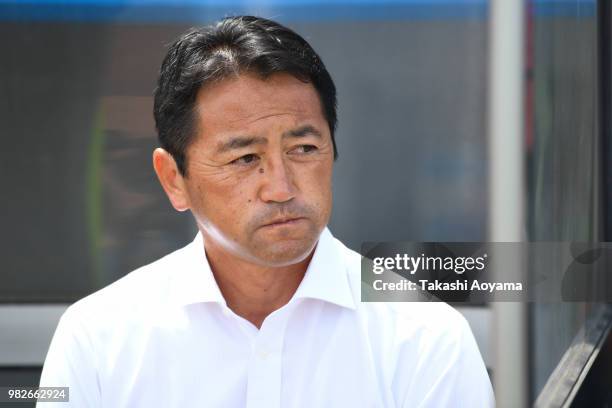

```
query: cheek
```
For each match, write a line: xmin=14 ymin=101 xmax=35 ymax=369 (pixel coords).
xmin=297 ymin=162 xmax=333 ymax=205
xmin=312 ymin=159 xmax=333 ymax=187
xmin=191 ymin=177 xmax=256 ymax=222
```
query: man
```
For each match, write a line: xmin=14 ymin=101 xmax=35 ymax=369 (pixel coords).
xmin=39 ymin=16 xmax=494 ymax=407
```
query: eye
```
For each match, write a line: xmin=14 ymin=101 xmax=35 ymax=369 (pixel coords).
xmin=290 ymin=145 xmax=318 ymax=154
xmin=230 ymin=154 xmax=259 ymax=165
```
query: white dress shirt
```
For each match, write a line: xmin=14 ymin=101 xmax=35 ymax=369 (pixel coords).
xmin=38 ymin=227 xmax=494 ymax=407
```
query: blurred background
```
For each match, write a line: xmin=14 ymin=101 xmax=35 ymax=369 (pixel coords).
xmin=0 ymin=0 xmax=610 ymax=406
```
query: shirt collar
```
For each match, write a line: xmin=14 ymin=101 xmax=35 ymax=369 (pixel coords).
xmin=291 ymin=227 xmax=356 ymax=310
xmin=171 ymin=232 xmax=226 ymax=307
xmin=171 ymin=227 xmax=357 ymax=310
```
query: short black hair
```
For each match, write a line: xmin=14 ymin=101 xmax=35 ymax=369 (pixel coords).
xmin=153 ymin=15 xmax=338 ymax=176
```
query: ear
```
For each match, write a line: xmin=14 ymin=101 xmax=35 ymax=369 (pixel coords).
xmin=152 ymin=148 xmax=191 ymax=212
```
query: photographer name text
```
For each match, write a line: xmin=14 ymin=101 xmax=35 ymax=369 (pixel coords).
xmin=372 ymin=279 xmax=523 ymax=292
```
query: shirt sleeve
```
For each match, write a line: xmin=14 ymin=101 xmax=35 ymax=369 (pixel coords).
xmin=37 ymin=307 xmax=101 ymax=408
xmin=396 ymin=312 xmax=495 ymax=408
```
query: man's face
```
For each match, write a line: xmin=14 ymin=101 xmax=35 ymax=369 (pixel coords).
xmin=182 ymin=72 xmax=334 ymax=267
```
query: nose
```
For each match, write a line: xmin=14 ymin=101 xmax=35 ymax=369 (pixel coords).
xmin=258 ymin=155 xmax=297 ymax=203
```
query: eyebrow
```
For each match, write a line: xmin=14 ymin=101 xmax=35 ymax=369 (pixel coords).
xmin=215 ymin=124 xmax=322 ymax=154
xmin=282 ymin=124 xmax=322 ymax=139
xmin=216 ymin=135 xmax=267 ymax=154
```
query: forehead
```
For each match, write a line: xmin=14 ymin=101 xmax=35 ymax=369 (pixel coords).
xmin=193 ymin=72 xmax=326 ymax=137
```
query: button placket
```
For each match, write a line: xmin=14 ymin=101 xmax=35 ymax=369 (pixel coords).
xmin=245 ymin=305 xmax=292 ymax=408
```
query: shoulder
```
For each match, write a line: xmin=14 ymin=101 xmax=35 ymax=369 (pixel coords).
xmin=62 ymin=240 xmax=192 ymax=327
xmin=333 ymin=235 xmax=473 ymax=356
xmin=331 ymin=237 xmax=493 ymax=406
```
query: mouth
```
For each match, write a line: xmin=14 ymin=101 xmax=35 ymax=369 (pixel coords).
xmin=261 ymin=217 xmax=306 ymax=228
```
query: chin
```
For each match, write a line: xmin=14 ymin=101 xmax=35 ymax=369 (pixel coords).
xmin=252 ymin=237 xmax=319 ymax=268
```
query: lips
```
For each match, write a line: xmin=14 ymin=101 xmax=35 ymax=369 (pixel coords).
xmin=261 ymin=216 xmax=305 ymax=227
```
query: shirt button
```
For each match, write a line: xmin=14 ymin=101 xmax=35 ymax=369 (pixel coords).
xmin=258 ymin=349 xmax=270 ymax=360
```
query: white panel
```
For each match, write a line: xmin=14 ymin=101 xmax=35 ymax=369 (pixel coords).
xmin=0 ymin=305 xmax=68 ymax=365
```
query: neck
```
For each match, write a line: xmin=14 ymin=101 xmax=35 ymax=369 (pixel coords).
xmin=202 ymin=237 xmax=314 ymax=329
